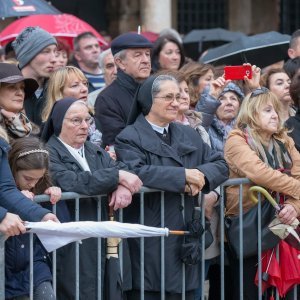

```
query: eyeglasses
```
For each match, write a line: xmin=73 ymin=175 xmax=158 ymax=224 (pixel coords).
xmin=65 ymin=116 xmax=94 ymax=126
xmin=154 ymin=94 xmax=181 ymax=103
xmin=249 ymin=87 xmax=269 ymax=99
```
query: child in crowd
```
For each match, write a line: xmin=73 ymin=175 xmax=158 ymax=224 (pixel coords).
xmin=5 ymin=137 xmax=61 ymax=300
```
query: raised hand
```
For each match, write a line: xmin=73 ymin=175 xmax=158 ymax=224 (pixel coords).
xmin=209 ymin=76 xmax=231 ymax=99
xmin=243 ymin=63 xmax=261 ymax=91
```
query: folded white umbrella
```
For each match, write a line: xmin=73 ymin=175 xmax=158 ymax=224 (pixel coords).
xmin=25 ymin=220 xmax=170 ymax=252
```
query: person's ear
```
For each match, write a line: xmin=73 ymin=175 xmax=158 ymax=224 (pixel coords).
xmin=74 ymin=51 xmax=82 ymax=62
xmin=288 ymin=48 xmax=295 ymax=59
xmin=115 ymin=57 xmax=125 ymax=71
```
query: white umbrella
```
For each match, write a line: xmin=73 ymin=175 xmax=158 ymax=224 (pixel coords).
xmin=25 ymin=220 xmax=171 ymax=252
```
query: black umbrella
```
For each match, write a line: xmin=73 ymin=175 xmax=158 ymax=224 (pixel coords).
xmin=0 ymin=0 xmax=61 ymax=19
xmin=183 ymin=28 xmax=245 ymax=61
xmin=200 ymin=31 xmax=291 ymax=68
xmin=104 ymin=204 xmax=123 ymax=300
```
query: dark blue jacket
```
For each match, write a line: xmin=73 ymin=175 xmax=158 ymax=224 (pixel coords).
xmin=0 ymin=138 xmax=50 ymax=222
xmin=5 ymin=235 xmax=52 ymax=298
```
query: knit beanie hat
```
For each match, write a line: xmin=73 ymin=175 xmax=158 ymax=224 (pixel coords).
xmin=12 ymin=26 xmax=57 ymax=69
xmin=218 ymin=82 xmax=245 ymax=101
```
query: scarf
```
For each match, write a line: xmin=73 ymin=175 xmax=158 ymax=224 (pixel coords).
xmin=3 ymin=112 xmax=32 ymax=138
xmin=116 ymin=69 xmax=140 ymax=97
xmin=243 ymin=126 xmax=292 ymax=170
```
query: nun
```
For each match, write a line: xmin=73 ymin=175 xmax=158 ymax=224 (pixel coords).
xmin=114 ymin=74 xmax=229 ymax=299
xmin=41 ymin=97 xmax=142 ymax=299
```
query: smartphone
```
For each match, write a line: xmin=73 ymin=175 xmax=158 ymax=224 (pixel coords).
xmin=224 ymin=65 xmax=252 ymax=80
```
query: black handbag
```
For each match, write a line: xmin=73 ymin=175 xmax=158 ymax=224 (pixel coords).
xmin=224 ymin=199 xmax=280 ymax=259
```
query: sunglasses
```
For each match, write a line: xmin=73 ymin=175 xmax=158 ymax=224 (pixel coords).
xmin=249 ymin=87 xmax=269 ymax=99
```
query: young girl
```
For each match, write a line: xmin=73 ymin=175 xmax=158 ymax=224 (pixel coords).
xmin=5 ymin=137 xmax=61 ymax=300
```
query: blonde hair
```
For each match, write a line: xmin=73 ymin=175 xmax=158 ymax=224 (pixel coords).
xmin=43 ymin=66 xmax=87 ymax=122
xmin=236 ymin=90 xmax=288 ymax=144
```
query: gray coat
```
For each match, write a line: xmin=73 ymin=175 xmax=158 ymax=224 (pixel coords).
xmin=115 ymin=114 xmax=229 ymax=293
xmin=47 ymin=135 xmax=131 ymax=299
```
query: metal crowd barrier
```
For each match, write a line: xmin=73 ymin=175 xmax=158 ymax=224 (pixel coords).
xmin=0 ymin=180 xmax=299 ymax=300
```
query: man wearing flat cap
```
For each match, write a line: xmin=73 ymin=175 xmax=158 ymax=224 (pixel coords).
xmin=95 ymin=32 xmax=152 ymax=149
xmin=12 ymin=26 xmax=57 ymax=126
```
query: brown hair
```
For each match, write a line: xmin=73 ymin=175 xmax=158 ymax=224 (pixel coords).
xmin=180 ymin=62 xmax=214 ymax=106
xmin=8 ymin=137 xmax=51 ymax=194
xmin=260 ymin=68 xmax=288 ymax=89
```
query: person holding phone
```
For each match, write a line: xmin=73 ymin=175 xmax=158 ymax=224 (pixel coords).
xmin=195 ymin=64 xmax=261 ymax=153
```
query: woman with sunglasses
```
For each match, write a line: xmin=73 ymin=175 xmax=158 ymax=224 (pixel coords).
xmin=224 ymin=81 xmax=300 ymax=299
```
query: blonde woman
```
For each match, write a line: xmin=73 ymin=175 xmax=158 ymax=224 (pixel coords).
xmin=42 ymin=66 xmax=102 ymax=148
xmin=224 ymin=88 xmax=300 ymax=299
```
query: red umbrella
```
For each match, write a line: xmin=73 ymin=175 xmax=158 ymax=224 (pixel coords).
xmin=255 ymin=241 xmax=300 ymax=297
xmin=0 ymin=13 xmax=107 ymax=49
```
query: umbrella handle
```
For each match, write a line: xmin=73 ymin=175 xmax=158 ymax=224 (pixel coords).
xmin=169 ymin=230 xmax=190 ymax=235
xmin=248 ymin=186 xmax=281 ymax=211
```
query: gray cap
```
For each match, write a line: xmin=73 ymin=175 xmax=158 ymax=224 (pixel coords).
xmin=12 ymin=26 xmax=57 ymax=69
xmin=219 ymin=82 xmax=244 ymax=100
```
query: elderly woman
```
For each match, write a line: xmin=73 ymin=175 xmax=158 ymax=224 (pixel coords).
xmin=261 ymin=68 xmax=295 ymax=121
xmin=224 ymin=87 xmax=300 ymax=299
xmin=43 ymin=66 xmax=102 ymax=147
xmin=151 ymin=34 xmax=185 ymax=73
xmin=0 ymin=62 xmax=39 ymax=140
xmin=41 ymin=97 xmax=142 ymax=299
xmin=115 ymin=74 xmax=228 ymax=299
xmin=195 ymin=80 xmax=244 ymax=153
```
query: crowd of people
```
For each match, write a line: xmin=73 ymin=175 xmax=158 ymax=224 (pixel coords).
xmin=1 ymin=23 xmax=300 ymax=300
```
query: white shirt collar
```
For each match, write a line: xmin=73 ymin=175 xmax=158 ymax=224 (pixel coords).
xmin=146 ymin=120 xmax=169 ymax=134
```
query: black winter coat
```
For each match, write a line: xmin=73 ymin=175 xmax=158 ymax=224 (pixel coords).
xmin=115 ymin=114 xmax=229 ymax=293
xmin=24 ymin=84 xmax=47 ymax=127
xmin=47 ymin=136 xmax=132 ymax=299
xmin=286 ymin=109 xmax=300 ymax=152
xmin=94 ymin=70 xmax=140 ymax=147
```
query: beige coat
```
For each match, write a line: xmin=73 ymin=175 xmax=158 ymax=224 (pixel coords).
xmin=224 ymin=129 xmax=300 ymax=216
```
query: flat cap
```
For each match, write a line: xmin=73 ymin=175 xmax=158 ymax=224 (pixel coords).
xmin=111 ymin=32 xmax=152 ymax=56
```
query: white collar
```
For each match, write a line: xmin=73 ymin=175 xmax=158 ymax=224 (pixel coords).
xmin=146 ymin=120 xmax=169 ymax=134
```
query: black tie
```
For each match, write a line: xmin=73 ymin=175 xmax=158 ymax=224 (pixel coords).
xmin=156 ymin=129 xmax=171 ymax=145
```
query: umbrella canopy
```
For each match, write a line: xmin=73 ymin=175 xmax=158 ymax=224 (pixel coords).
xmin=25 ymin=220 xmax=169 ymax=252
xmin=0 ymin=13 xmax=107 ymax=48
xmin=183 ymin=28 xmax=246 ymax=61
xmin=140 ymin=31 xmax=159 ymax=43
xmin=0 ymin=0 xmax=61 ymax=18
xmin=255 ymin=241 xmax=300 ymax=297
xmin=200 ymin=31 xmax=291 ymax=68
